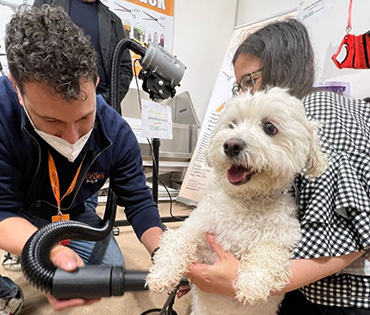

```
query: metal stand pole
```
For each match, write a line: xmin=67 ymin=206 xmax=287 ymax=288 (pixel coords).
xmin=152 ymin=138 xmax=160 ymax=204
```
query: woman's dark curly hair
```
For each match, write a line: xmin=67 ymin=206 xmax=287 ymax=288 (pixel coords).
xmin=5 ymin=5 xmax=98 ymax=101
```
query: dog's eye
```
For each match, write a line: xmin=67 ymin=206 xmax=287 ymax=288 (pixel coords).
xmin=263 ymin=122 xmax=278 ymax=135
xmin=229 ymin=120 xmax=237 ymax=129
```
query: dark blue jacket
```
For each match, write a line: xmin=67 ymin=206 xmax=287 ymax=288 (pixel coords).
xmin=0 ymin=76 xmax=161 ymax=239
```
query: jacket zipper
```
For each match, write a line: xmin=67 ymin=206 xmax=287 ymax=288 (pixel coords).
xmin=62 ymin=141 xmax=113 ymax=211
xmin=24 ymin=127 xmax=42 ymax=201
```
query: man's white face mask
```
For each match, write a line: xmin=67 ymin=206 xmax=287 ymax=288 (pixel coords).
xmin=22 ymin=100 xmax=93 ymax=163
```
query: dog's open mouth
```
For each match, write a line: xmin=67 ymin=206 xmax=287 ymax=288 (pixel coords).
xmin=227 ymin=165 xmax=254 ymax=185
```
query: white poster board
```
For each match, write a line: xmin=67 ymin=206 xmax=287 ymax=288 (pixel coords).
xmin=106 ymin=0 xmax=174 ymax=52
xmin=106 ymin=0 xmax=174 ymax=89
xmin=177 ymin=10 xmax=297 ymax=206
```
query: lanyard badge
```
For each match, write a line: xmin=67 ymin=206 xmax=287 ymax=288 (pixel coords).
xmin=48 ymin=150 xmax=86 ymax=244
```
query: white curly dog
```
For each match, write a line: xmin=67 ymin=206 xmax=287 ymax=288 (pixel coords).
xmin=147 ymin=87 xmax=327 ymax=315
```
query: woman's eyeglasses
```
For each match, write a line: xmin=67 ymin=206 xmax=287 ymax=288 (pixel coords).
xmin=232 ymin=68 xmax=263 ymax=96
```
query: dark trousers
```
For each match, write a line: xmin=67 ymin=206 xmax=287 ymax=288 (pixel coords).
xmin=278 ymin=290 xmax=370 ymax=315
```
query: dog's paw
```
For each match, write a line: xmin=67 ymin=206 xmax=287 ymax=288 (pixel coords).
xmin=146 ymin=270 xmax=178 ymax=293
xmin=234 ymin=268 xmax=277 ymax=305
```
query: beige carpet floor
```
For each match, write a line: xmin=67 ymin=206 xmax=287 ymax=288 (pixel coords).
xmin=0 ymin=201 xmax=194 ymax=315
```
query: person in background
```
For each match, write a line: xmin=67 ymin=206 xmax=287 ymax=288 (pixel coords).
xmin=0 ymin=5 xmax=162 ymax=312
xmin=0 ymin=276 xmax=23 ymax=315
xmin=186 ymin=19 xmax=370 ymax=315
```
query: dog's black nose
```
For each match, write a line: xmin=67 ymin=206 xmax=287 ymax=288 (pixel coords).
xmin=223 ymin=138 xmax=246 ymax=158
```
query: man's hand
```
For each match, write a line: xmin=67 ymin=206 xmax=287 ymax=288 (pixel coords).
xmin=186 ymin=232 xmax=240 ymax=298
xmin=45 ymin=293 xmax=100 ymax=312
xmin=46 ymin=245 xmax=101 ymax=311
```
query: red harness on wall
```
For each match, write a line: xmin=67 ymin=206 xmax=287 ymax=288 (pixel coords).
xmin=332 ymin=0 xmax=370 ymax=69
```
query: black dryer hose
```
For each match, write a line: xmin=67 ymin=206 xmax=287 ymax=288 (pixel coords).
xmin=20 ymin=188 xmax=148 ymax=299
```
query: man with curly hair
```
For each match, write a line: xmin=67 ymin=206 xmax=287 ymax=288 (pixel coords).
xmin=0 ymin=5 xmax=163 ymax=312
xmin=32 ymin=0 xmax=133 ymax=108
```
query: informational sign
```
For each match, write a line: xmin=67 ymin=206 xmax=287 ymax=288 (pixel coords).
xmin=124 ymin=117 xmax=148 ymax=144
xmin=141 ymin=99 xmax=173 ymax=139
xmin=106 ymin=0 xmax=174 ymax=52
xmin=105 ymin=0 xmax=174 ymax=82
xmin=297 ymin=0 xmax=333 ymax=26
xmin=177 ymin=10 xmax=297 ymax=206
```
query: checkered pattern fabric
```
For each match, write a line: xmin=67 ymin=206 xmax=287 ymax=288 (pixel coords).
xmin=291 ymin=91 xmax=370 ymax=308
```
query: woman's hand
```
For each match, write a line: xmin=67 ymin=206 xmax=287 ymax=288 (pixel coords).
xmin=186 ymin=232 xmax=240 ymax=298
xmin=46 ymin=245 xmax=101 ymax=311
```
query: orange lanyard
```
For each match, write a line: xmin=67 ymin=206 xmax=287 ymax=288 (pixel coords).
xmin=48 ymin=150 xmax=86 ymax=215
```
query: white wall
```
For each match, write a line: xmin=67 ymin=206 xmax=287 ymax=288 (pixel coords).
xmin=236 ymin=0 xmax=370 ymax=100
xmin=172 ymin=0 xmax=237 ymax=123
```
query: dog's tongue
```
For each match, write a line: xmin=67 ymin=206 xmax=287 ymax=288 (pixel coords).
xmin=227 ymin=165 xmax=252 ymax=184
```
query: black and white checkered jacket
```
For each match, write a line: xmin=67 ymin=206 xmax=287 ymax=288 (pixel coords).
xmin=291 ymin=91 xmax=370 ymax=308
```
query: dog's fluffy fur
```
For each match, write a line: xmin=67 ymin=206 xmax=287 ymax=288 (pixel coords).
xmin=147 ymin=88 xmax=327 ymax=315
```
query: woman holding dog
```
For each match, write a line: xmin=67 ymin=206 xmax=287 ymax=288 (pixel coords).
xmin=186 ymin=19 xmax=370 ymax=314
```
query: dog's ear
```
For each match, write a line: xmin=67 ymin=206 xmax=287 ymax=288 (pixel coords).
xmin=305 ymin=120 xmax=327 ymax=179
